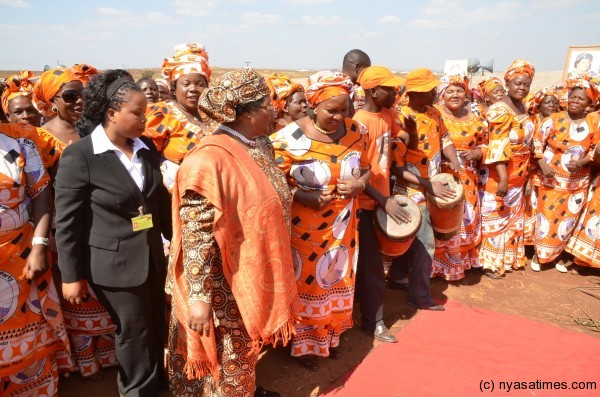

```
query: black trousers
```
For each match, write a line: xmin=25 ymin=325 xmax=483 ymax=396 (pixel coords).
xmin=356 ymin=209 xmax=433 ymax=331
xmin=92 ymin=262 xmax=166 ymax=397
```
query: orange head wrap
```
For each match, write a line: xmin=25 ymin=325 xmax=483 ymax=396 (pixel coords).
xmin=32 ymin=68 xmax=80 ymax=117
xmin=404 ymin=68 xmax=440 ymax=93
xmin=525 ymin=86 xmax=560 ymax=115
xmin=565 ymin=71 xmax=600 ymax=104
xmin=357 ymin=66 xmax=405 ymax=90
xmin=71 ymin=64 xmax=98 ymax=85
xmin=161 ymin=43 xmax=211 ymax=85
xmin=265 ymin=73 xmax=305 ymax=117
xmin=437 ymin=74 xmax=470 ymax=97
xmin=477 ymin=77 xmax=504 ymax=97
xmin=1 ymin=70 xmax=37 ymax=115
xmin=305 ymin=71 xmax=353 ymax=107
xmin=504 ymin=59 xmax=535 ymax=82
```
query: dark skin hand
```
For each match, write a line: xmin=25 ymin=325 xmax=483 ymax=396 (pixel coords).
xmin=460 ymin=147 xmax=483 ymax=162
xmin=393 ymin=168 xmax=457 ymax=201
xmin=363 ymin=183 xmax=412 ymax=224
xmin=24 ymin=188 xmax=51 ymax=280
xmin=495 ymin=162 xmax=508 ymax=197
xmin=188 ymin=301 xmax=213 ymax=336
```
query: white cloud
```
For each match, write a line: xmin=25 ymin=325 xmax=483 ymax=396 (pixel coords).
xmin=378 ymin=15 xmax=401 ymax=24
xmin=0 ymin=0 xmax=31 ymax=7
xmin=530 ymin=0 xmax=584 ymax=8
xmin=407 ymin=18 xmax=454 ymax=29
xmin=92 ymin=8 xmax=177 ymax=28
xmin=464 ymin=2 xmax=522 ymax=22
xmin=0 ymin=23 xmax=65 ymax=34
xmin=287 ymin=0 xmax=334 ymax=4
xmin=96 ymin=7 xmax=127 ymax=16
xmin=242 ymin=11 xmax=280 ymax=24
xmin=417 ymin=0 xmax=523 ymax=25
xmin=300 ymin=15 xmax=342 ymax=25
xmin=422 ymin=0 xmax=463 ymax=16
xmin=173 ymin=0 xmax=220 ymax=17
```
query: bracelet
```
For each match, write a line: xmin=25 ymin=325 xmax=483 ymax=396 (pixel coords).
xmin=32 ymin=237 xmax=49 ymax=246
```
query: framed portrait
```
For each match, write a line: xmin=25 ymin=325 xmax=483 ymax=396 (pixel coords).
xmin=444 ymin=59 xmax=468 ymax=76
xmin=563 ymin=46 xmax=600 ymax=80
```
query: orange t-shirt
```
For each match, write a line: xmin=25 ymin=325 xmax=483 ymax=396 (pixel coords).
xmin=353 ymin=107 xmax=405 ymax=210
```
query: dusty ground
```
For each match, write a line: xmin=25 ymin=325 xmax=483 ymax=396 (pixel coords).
xmin=59 ymin=258 xmax=600 ymax=397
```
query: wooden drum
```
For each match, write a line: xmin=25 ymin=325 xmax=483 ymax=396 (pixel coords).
xmin=426 ymin=173 xmax=465 ymax=240
xmin=374 ymin=195 xmax=422 ymax=257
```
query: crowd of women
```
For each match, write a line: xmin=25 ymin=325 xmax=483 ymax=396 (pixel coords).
xmin=0 ymin=43 xmax=599 ymax=397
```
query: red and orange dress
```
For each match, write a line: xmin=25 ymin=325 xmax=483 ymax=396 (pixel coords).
xmin=432 ymin=109 xmax=487 ymax=280
xmin=0 ymin=124 xmax=70 ymax=396
xmin=533 ymin=111 xmax=599 ymax=264
xmin=271 ymin=119 xmax=369 ymax=357
xmin=479 ymin=102 xmax=535 ymax=274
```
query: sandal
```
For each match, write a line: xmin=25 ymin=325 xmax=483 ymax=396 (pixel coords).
xmin=296 ymin=355 xmax=319 ymax=371
xmin=482 ymin=269 xmax=503 ymax=280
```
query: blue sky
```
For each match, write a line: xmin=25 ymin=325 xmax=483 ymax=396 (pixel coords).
xmin=0 ymin=0 xmax=597 ymax=72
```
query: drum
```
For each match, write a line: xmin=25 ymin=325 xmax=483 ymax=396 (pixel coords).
xmin=374 ymin=195 xmax=422 ymax=257
xmin=426 ymin=173 xmax=465 ymax=240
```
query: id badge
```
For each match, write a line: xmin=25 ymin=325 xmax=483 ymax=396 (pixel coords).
xmin=132 ymin=206 xmax=153 ymax=231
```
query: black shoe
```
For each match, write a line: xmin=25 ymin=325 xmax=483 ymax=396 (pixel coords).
xmin=255 ymin=386 xmax=281 ymax=397
xmin=388 ymin=278 xmax=409 ymax=290
xmin=408 ymin=301 xmax=445 ymax=311
xmin=363 ymin=324 xmax=398 ymax=343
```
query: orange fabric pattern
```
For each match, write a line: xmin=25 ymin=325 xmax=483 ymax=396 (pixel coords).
xmin=479 ymin=102 xmax=535 ymax=274
xmin=532 ymin=111 xmax=599 ymax=264
xmin=566 ymin=172 xmax=600 ymax=268
xmin=395 ymin=105 xmax=453 ymax=204
xmin=353 ymin=107 xmax=401 ymax=210
xmin=170 ymin=134 xmax=298 ymax=379
xmin=32 ymin=68 xmax=79 ymax=117
xmin=432 ymin=110 xmax=487 ymax=280
xmin=71 ymin=64 xmax=98 ymax=85
xmin=565 ymin=71 xmax=600 ymax=103
xmin=504 ymin=59 xmax=535 ymax=82
xmin=271 ymin=119 xmax=369 ymax=357
xmin=162 ymin=43 xmax=211 ymax=84
xmin=266 ymin=73 xmax=304 ymax=117
xmin=1 ymin=70 xmax=37 ymax=115
xmin=477 ymin=77 xmax=504 ymax=98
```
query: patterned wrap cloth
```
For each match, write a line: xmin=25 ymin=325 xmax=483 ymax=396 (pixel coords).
xmin=1 ymin=70 xmax=37 ymax=115
xmin=477 ymin=77 xmax=505 ymax=98
xmin=526 ymin=87 xmax=560 ymax=115
xmin=71 ymin=64 xmax=98 ymax=85
xmin=32 ymin=68 xmax=80 ymax=117
xmin=437 ymin=74 xmax=470 ymax=98
xmin=305 ymin=71 xmax=353 ymax=107
xmin=266 ymin=73 xmax=305 ymax=117
xmin=504 ymin=59 xmax=535 ymax=82
xmin=162 ymin=43 xmax=211 ymax=84
xmin=565 ymin=71 xmax=600 ymax=104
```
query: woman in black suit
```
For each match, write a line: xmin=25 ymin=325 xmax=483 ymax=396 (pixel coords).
xmin=55 ymin=70 xmax=172 ymax=397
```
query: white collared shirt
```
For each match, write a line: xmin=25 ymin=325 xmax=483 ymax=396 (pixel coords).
xmin=91 ymin=125 xmax=149 ymax=191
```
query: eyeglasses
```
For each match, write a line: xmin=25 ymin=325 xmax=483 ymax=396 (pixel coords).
xmin=54 ymin=89 xmax=83 ymax=103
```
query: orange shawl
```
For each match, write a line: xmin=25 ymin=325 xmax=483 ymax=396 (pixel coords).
xmin=170 ymin=134 xmax=298 ymax=380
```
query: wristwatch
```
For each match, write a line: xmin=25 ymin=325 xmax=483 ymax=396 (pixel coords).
xmin=32 ymin=237 xmax=49 ymax=246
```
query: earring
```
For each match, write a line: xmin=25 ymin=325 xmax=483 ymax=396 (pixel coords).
xmin=51 ymin=106 xmax=58 ymax=113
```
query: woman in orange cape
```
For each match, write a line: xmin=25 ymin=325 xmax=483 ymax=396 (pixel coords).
xmin=167 ymin=68 xmax=298 ymax=396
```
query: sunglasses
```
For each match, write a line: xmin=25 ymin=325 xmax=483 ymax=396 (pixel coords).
xmin=55 ymin=89 xmax=83 ymax=103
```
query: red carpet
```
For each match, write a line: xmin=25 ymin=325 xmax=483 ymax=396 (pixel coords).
xmin=322 ymin=301 xmax=600 ymax=397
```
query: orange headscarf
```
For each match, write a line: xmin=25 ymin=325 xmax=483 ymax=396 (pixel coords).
xmin=504 ymin=59 xmax=535 ymax=82
xmin=305 ymin=71 xmax=353 ymax=107
xmin=71 ymin=64 xmax=98 ymax=85
xmin=404 ymin=68 xmax=440 ymax=93
xmin=265 ymin=73 xmax=304 ymax=116
xmin=162 ymin=43 xmax=211 ymax=84
xmin=565 ymin=71 xmax=600 ymax=103
xmin=1 ymin=70 xmax=37 ymax=115
xmin=525 ymin=86 xmax=560 ymax=115
xmin=437 ymin=74 xmax=470 ymax=97
xmin=477 ymin=77 xmax=504 ymax=97
xmin=32 ymin=68 xmax=79 ymax=117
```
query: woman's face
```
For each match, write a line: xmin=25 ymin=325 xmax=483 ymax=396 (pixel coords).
xmin=539 ymin=95 xmax=559 ymax=118
xmin=139 ymin=80 xmax=159 ymax=104
xmin=285 ymin=91 xmax=308 ymax=121
xmin=157 ymin=85 xmax=170 ymax=102
xmin=315 ymin=95 xmax=349 ymax=132
xmin=248 ymin=96 xmax=275 ymax=136
xmin=575 ymin=58 xmax=592 ymax=73
xmin=111 ymin=90 xmax=148 ymax=139
xmin=442 ymin=84 xmax=467 ymax=111
xmin=7 ymin=96 xmax=41 ymax=126
xmin=487 ymin=86 xmax=505 ymax=104
xmin=567 ymin=88 xmax=591 ymax=116
xmin=52 ymin=80 xmax=84 ymax=124
xmin=506 ymin=75 xmax=531 ymax=101
xmin=174 ymin=73 xmax=208 ymax=112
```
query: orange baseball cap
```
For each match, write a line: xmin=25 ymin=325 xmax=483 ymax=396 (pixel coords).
xmin=404 ymin=68 xmax=440 ymax=93
xmin=357 ymin=66 xmax=405 ymax=90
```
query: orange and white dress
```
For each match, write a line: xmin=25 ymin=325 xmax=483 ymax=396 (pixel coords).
xmin=432 ymin=109 xmax=487 ymax=280
xmin=144 ymin=100 xmax=211 ymax=190
xmin=532 ymin=111 xmax=599 ymax=264
xmin=271 ymin=119 xmax=368 ymax=357
xmin=33 ymin=127 xmax=118 ymax=377
xmin=479 ymin=102 xmax=535 ymax=273
xmin=0 ymin=124 xmax=70 ymax=397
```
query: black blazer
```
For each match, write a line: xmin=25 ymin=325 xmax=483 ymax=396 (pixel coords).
xmin=54 ymin=135 xmax=172 ymax=288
